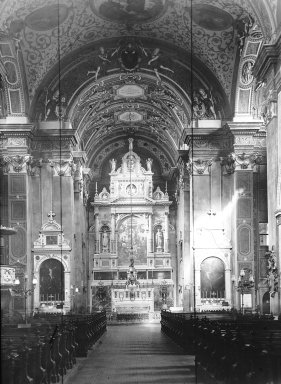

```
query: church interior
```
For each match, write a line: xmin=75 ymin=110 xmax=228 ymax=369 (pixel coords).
xmin=0 ymin=0 xmax=281 ymax=382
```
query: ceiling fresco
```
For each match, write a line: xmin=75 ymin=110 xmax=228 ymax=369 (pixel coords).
xmin=0 ymin=0 xmax=277 ymax=184
xmin=0 ymin=0 xmax=275 ymax=103
xmin=89 ymin=0 xmax=169 ymax=24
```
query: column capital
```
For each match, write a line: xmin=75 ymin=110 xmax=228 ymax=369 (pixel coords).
xmin=0 ymin=154 xmax=31 ymax=174
xmin=48 ymin=159 xmax=74 ymax=177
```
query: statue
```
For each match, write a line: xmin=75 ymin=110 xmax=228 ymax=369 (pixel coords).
xmin=155 ymin=228 xmax=163 ymax=250
xmin=198 ymin=88 xmax=216 ymax=119
xmin=192 ymin=95 xmax=206 ymax=119
xmin=101 ymin=230 xmax=109 ymax=252
xmin=146 ymin=158 xmax=152 ymax=171
xmin=45 ymin=90 xmax=59 ymax=121
xmin=110 ymin=158 xmax=116 ymax=172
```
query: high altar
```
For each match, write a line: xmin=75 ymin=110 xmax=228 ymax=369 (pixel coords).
xmin=90 ymin=139 xmax=174 ymax=314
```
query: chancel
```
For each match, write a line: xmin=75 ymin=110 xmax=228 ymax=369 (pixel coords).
xmin=0 ymin=0 xmax=280 ymax=383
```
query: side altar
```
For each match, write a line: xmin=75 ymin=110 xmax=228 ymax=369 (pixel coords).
xmin=90 ymin=139 xmax=174 ymax=314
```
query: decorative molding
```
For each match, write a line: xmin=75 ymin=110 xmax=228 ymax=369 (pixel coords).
xmin=191 ymin=158 xmax=213 ymax=175
xmin=26 ymin=157 xmax=42 ymax=176
xmin=1 ymin=154 xmax=31 ymax=173
xmin=49 ymin=159 xmax=74 ymax=177
xmin=220 ymin=153 xmax=236 ymax=174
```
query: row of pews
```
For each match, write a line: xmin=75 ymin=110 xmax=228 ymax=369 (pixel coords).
xmin=1 ymin=312 xmax=107 ymax=384
xmin=161 ymin=311 xmax=281 ymax=384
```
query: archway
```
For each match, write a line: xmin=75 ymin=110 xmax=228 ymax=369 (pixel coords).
xmin=262 ymin=291 xmax=270 ymax=314
xmin=39 ymin=259 xmax=65 ymax=302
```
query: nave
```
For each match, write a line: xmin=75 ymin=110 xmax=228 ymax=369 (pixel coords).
xmin=66 ymin=323 xmax=199 ymax=384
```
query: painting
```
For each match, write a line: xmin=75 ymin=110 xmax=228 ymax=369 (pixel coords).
xmin=191 ymin=4 xmax=233 ymax=31
xmin=39 ymin=259 xmax=64 ymax=301
xmin=25 ymin=4 xmax=69 ymax=31
xmin=200 ymin=257 xmax=225 ymax=299
xmin=90 ymin=0 xmax=167 ymax=24
xmin=117 ymin=216 xmax=147 ymax=266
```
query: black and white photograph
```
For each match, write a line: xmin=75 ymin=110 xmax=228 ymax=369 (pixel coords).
xmin=0 ymin=0 xmax=280 ymax=383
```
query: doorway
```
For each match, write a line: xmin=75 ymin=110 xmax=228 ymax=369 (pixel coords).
xmin=262 ymin=291 xmax=270 ymax=314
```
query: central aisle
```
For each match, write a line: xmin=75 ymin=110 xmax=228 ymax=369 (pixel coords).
xmin=67 ymin=323 xmax=200 ymax=384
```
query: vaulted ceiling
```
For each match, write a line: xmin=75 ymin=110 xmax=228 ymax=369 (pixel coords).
xmin=0 ymin=0 xmax=278 ymax=187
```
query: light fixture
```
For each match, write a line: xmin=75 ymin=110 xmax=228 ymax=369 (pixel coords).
xmin=234 ymin=268 xmax=255 ymax=314
xmin=32 ymin=276 xmax=38 ymax=285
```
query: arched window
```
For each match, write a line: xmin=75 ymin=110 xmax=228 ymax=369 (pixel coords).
xmin=200 ymin=257 xmax=225 ymax=299
xmin=40 ymin=259 xmax=65 ymax=302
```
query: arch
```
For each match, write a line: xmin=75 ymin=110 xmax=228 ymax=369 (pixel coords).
xmin=262 ymin=291 xmax=270 ymax=314
xmin=39 ymin=258 xmax=65 ymax=302
xmin=200 ymin=257 xmax=225 ymax=299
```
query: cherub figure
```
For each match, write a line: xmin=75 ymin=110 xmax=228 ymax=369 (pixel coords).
xmin=87 ymin=46 xmax=111 ymax=80
xmin=148 ymin=48 xmax=174 ymax=82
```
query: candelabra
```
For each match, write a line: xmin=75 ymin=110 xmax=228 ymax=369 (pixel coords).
xmin=232 ymin=269 xmax=254 ymax=314
xmin=13 ymin=275 xmax=38 ymax=323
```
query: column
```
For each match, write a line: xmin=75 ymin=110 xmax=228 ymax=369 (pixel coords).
xmin=225 ymin=266 xmax=231 ymax=305
xmin=147 ymin=213 xmax=153 ymax=253
xmin=164 ymin=212 xmax=169 ymax=253
xmin=111 ymin=213 xmax=115 ymax=253
xmin=95 ymin=213 xmax=100 ymax=253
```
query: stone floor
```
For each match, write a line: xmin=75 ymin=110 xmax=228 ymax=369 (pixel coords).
xmin=64 ymin=323 xmax=206 ymax=384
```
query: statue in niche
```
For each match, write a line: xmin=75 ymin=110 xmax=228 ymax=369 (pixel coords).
xmin=110 ymin=158 xmax=116 ymax=172
xmin=87 ymin=46 xmax=111 ymax=80
xmin=241 ymin=61 xmax=253 ymax=85
xmin=155 ymin=228 xmax=163 ymax=251
xmin=147 ymin=48 xmax=174 ymax=82
xmin=146 ymin=158 xmax=152 ymax=171
xmin=101 ymin=229 xmax=109 ymax=252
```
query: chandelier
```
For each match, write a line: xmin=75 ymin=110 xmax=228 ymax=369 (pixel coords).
xmin=125 ymin=139 xmax=139 ymax=300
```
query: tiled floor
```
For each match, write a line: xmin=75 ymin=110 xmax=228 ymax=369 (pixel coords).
xmin=66 ymin=323 xmax=203 ymax=384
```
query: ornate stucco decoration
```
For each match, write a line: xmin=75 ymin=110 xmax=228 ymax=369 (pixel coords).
xmin=2 ymin=154 xmax=31 ymax=173
xmin=265 ymin=250 xmax=278 ymax=297
xmin=220 ymin=153 xmax=236 ymax=174
xmin=26 ymin=157 xmax=42 ymax=176
xmin=233 ymin=152 xmax=264 ymax=170
xmin=191 ymin=158 xmax=213 ymax=175
xmin=49 ymin=159 xmax=74 ymax=177
xmin=33 ymin=211 xmax=71 ymax=251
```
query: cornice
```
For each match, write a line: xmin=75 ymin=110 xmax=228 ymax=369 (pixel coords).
xmin=0 ymin=124 xmax=35 ymax=138
xmin=252 ymin=34 xmax=281 ymax=81
xmin=227 ymin=121 xmax=262 ymax=134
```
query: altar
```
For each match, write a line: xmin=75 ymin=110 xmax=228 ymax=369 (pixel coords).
xmin=90 ymin=139 xmax=174 ymax=313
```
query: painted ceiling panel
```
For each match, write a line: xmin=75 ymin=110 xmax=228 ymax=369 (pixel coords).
xmin=0 ymin=0 xmax=274 ymax=101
